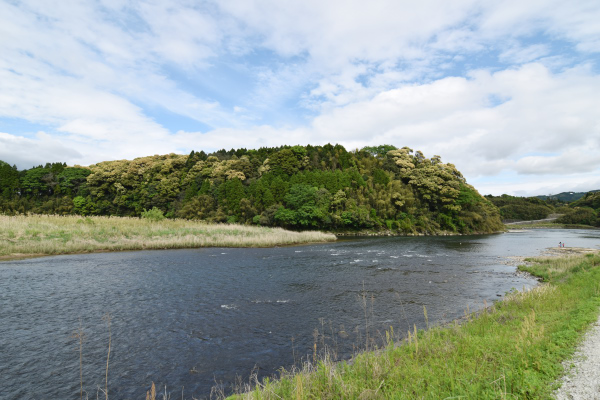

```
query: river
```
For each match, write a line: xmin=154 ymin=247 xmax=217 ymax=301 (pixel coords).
xmin=1 ymin=229 xmax=599 ymax=399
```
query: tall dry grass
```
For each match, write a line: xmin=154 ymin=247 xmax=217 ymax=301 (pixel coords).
xmin=0 ymin=214 xmax=336 ymax=259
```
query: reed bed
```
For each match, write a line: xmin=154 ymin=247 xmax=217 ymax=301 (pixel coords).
xmin=226 ymin=251 xmax=600 ymax=399
xmin=0 ymin=214 xmax=336 ymax=259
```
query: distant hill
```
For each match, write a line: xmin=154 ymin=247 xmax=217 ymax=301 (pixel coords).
xmin=537 ymin=190 xmax=599 ymax=203
xmin=486 ymin=194 xmax=554 ymax=221
xmin=487 ymin=190 xmax=600 ymax=226
xmin=0 ymin=144 xmax=504 ymax=234
xmin=555 ymin=191 xmax=600 ymax=226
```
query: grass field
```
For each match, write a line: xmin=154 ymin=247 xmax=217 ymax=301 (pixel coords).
xmin=0 ymin=214 xmax=336 ymax=260
xmin=226 ymin=250 xmax=600 ymax=399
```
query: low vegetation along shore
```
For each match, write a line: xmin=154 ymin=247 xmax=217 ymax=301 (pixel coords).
xmin=0 ymin=214 xmax=336 ymax=261
xmin=506 ymin=221 xmax=598 ymax=230
xmin=225 ymin=249 xmax=600 ymax=399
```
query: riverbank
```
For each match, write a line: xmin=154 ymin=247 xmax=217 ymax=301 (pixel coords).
xmin=226 ymin=249 xmax=600 ymax=399
xmin=0 ymin=214 xmax=336 ymax=261
xmin=555 ymin=314 xmax=600 ymax=399
xmin=503 ymin=214 xmax=599 ymax=230
xmin=334 ymin=228 xmax=504 ymax=237
xmin=506 ymin=222 xmax=597 ymax=230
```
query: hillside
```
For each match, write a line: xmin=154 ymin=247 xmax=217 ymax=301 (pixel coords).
xmin=485 ymin=194 xmax=554 ymax=221
xmin=537 ymin=191 xmax=599 ymax=203
xmin=0 ymin=145 xmax=503 ymax=234
xmin=555 ymin=191 xmax=600 ymax=226
xmin=485 ymin=191 xmax=600 ymax=227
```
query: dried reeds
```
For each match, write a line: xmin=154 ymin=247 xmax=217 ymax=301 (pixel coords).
xmin=0 ymin=214 xmax=336 ymax=259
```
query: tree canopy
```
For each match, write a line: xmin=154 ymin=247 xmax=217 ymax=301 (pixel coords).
xmin=0 ymin=145 xmax=505 ymax=234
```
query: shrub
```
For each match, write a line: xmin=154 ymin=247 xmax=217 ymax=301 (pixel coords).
xmin=141 ymin=207 xmax=166 ymax=221
xmin=556 ymin=207 xmax=598 ymax=226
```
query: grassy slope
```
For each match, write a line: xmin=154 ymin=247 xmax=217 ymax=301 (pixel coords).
xmin=0 ymin=214 xmax=336 ymax=260
xmin=228 ymin=252 xmax=600 ymax=399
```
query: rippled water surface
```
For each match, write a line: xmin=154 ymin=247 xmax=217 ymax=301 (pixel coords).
xmin=2 ymin=229 xmax=599 ymax=399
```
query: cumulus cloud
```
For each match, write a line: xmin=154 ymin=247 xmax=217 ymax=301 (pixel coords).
xmin=476 ymin=173 xmax=600 ymax=197
xmin=302 ymin=64 xmax=600 ymax=177
xmin=0 ymin=132 xmax=82 ymax=169
xmin=171 ymin=63 xmax=600 ymax=195
xmin=514 ymin=151 xmax=600 ymax=175
xmin=1 ymin=0 xmax=599 ymax=195
xmin=0 ymin=1 xmax=232 ymax=127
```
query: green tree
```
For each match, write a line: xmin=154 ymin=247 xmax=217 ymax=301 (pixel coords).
xmin=268 ymin=146 xmax=309 ymax=175
xmin=57 ymin=167 xmax=91 ymax=196
xmin=556 ymin=207 xmax=598 ymax=226
xmin=361 ymin=144 xmax=398 ymax=158
xmin=218 ymin=178 xmax=245 ymax=216
xmin=0 ymin=161 xmax=20 ymax=198
xmin=21 ymin=167 xmax=52 ymax=196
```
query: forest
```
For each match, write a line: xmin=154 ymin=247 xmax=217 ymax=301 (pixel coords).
xmin=486 ymin=192 xmax=600 ymax=227
xmin=556 ymin=191 xmax=600 ymax=226
xmin=1 ymin=144 xmax=508 ymax=234
xmin=485 ymin=194 xmax=555 ymax=221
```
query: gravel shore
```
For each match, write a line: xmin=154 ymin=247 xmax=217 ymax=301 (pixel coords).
xmin=554 ymin=315 xmax=600 ymax=399
xmin=505 ymin=246 xmax=600 ymax=399
xmin=549 ymin=246 xmax=600 ymax=399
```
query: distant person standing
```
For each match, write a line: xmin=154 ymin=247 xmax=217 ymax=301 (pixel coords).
xmin=559 ymin=242 xmax=562 ymax=247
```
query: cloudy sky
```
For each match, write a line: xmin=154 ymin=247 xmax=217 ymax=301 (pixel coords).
xmin=1 ymin=0 xmax=599 ymax=196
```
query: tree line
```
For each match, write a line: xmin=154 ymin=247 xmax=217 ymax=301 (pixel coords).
xmin=0 ymin=144 xmax=505 ymax=234
xmin=485 ymin=192 xmax=600 ymax=227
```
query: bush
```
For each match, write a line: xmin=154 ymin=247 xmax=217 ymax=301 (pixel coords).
xmin=556 ymin=207 xmax=598 ymax=226
xmin=141 ymin=207 xmax=165 ymax=221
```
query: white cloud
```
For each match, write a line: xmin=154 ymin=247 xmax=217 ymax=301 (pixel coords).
xmin=3 ymin=61 xmax=599 ymax=196
xmin=0 ymin=66 xmax=170 ymax=141
xmin=168 ymin=63 xmax=600 ymax=196
xmin=499 ymin=43 xmax=550 ymax=64
xmin=0 ymin=132 xmax=81 ymax=169
xmin=1 ymin=0 xmax=600 ymax=197
xmin=514 ymin=151 xmax=600 ymax=175
xmin=0 ymin=0 xmax=232 ymax=129
xmin=474 ymin=172 xmax=600 ymax=197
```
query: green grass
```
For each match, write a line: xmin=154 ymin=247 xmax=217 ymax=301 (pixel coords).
xmin=0 ymin=214 xmax=336 ymax=260
xmin=227 ymin=252 xmax=600 ymax=399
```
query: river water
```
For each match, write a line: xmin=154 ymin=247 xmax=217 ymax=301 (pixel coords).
xmin=1 ymin=229 xmax=599 ymax=399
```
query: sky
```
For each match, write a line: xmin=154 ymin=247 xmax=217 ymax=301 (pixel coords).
xmin=1 ymin=0 xmax=599 ymax=196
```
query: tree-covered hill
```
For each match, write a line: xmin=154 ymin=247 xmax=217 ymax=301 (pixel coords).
xmin=485 ymin=194 xmax=555 ymax=221
xmin=0 ymin=144 xmax=504 ymax=234
xmin=485 ymin=191 xmax=600 ymax=227
xmin=555 ymin=191 xmax=600 ymax=226
xmin=536 ymin=190 xmax=599 ymax=203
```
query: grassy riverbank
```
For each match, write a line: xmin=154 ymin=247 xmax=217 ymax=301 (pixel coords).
xmin=506 ymin=222 xmax=597 ymax=230
xmin=0 ymin=214 xmax=336 ymax=260
xmin=227 ymin=250 xmax=600 ymax=399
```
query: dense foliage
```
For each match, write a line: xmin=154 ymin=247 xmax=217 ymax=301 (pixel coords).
xmin=556 ymin=191 xmax=600 ymax=226
xmin=571 ymin=191 xmax=600 ymax=211
xmin=0 ymin=145 xmax=504 ymax=234
xmin=537 ymin=191 xmax=599 ymax=203
xmin=486 ymin=191 xmax=600 ymax=227
xmin=485 ymin=194 xmax=554 ymax=221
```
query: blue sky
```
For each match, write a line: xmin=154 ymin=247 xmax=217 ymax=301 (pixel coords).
xmin=1 ymin=0 xmax=600 ymax=196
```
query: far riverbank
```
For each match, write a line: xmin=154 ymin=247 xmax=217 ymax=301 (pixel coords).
xmin=0 ymin=214 xmax=336 ymax=261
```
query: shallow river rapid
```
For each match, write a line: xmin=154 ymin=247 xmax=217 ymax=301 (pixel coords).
xmin=1 ymin=229 xmax=599 ymax=399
